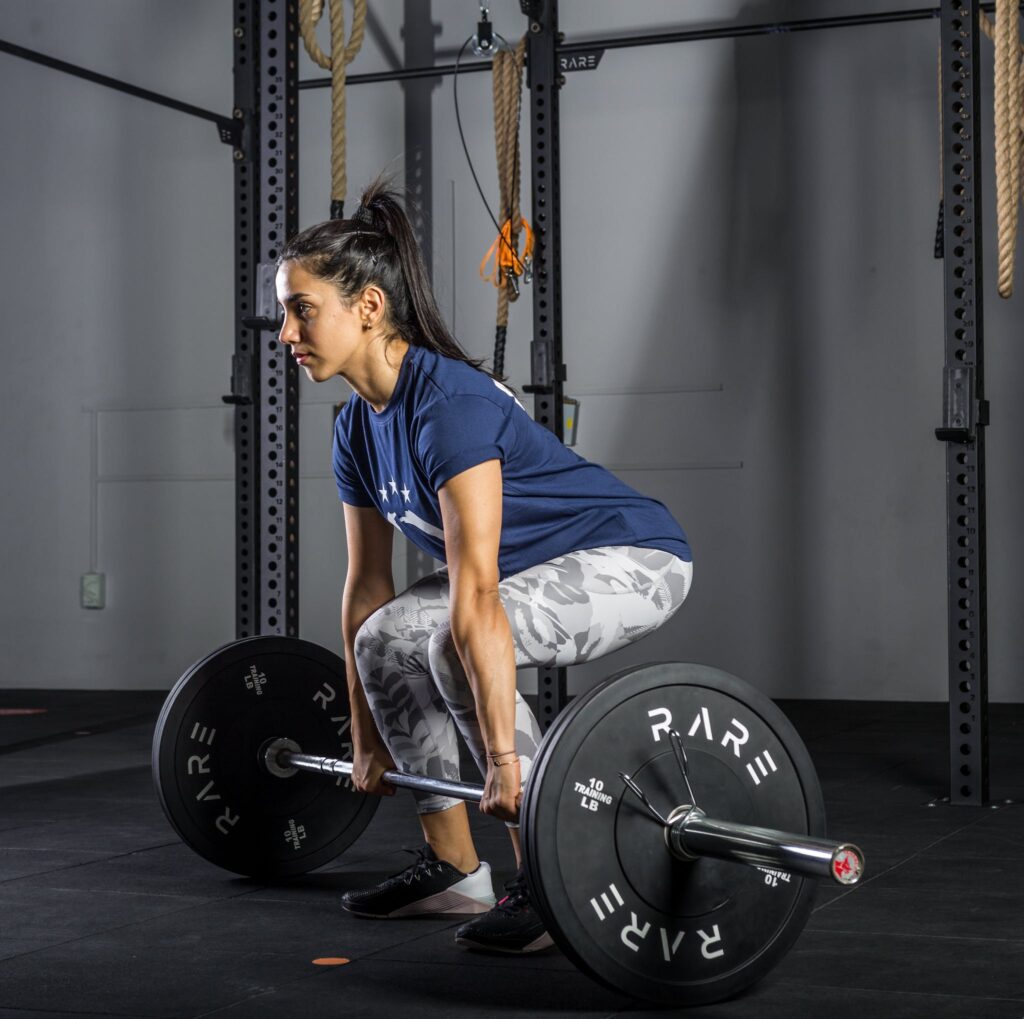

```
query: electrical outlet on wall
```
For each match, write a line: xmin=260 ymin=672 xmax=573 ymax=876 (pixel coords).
xmin=81 ymin=572 xmax=106 ymax=609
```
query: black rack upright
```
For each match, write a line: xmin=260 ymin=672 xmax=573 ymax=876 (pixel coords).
xmin=937 ymin=0 xmax=990 ymax=805
xmin=230 ymin=0 xmax=301 ymax=639
xmin=523 ymin=0 xmax=569 ymax=730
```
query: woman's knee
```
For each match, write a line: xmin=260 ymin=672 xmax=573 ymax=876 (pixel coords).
xmin=352 ymin=607 xmax=390 ymax=672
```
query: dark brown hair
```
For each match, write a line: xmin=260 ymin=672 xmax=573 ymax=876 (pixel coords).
xmin=278 ymin=178 xmax=508 ymax=385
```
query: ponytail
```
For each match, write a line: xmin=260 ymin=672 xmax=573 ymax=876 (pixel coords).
xmin=279 ymin=176 xmax=511 ymax=388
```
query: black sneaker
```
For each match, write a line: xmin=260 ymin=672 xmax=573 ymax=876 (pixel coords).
xmin=341 ymin=845 xmax=495 ymax=918
xmin=454 ymin=867 xmax=554 ymax=953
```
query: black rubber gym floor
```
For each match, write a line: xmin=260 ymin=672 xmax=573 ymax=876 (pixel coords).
xmin=0 ymin=689 xmax=1021 ymax=1018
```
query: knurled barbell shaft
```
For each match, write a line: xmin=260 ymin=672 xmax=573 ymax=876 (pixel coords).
xmin=280 ymin=748 xmax=485 ymax=802
xmin=668 ymin=807 xmax=864 ymax=886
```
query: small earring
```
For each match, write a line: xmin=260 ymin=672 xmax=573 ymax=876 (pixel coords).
xmin=361 ymin=318 xmax=372 ymax=331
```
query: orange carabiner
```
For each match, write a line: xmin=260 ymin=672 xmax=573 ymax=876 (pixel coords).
xmin=480 ymin=217 xmax=534 ymax=287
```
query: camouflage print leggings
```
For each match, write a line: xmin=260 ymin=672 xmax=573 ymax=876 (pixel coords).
xmin=353 ymin=546 xmax=693 ymax=815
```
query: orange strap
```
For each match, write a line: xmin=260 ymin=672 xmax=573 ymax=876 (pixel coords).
xmin=480 ymin=217 xmax=534 ymax=287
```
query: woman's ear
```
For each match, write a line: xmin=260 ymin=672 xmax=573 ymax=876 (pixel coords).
xmin=359 ymin=285 xmax=387 ymax=327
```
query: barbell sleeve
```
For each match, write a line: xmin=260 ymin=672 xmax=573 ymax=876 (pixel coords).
xmin=666 ymin=807 xmax=865 ymax=886
xmin=278 ymin=748 xmax=486 ymax=802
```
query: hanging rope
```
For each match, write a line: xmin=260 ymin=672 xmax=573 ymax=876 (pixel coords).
xmin=986 ymin=2 xmax=1023 ymax=296
xmin=298 ymin=0 xmax=367 ymax=220
xmin=480 ymin=36 xmax=530 ymax=376
xmin=936 ymin=6 xmax=1024 ymax=293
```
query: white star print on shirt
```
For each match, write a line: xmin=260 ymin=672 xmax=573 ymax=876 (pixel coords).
xmin=389 ymin=479 xmax=399 ymax=495
xmin=401 ymin=485 xmax=411 ymax=503
xmin=379 ymin=484 xmax=388 ymax=501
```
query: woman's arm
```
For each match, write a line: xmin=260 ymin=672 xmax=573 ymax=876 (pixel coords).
xmin=341 ymin=503 xmax=398 ymax=795
xmin=438 ymin=458 xmax=520 ymax=820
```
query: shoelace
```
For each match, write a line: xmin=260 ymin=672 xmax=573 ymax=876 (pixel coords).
xmin=400 ymin=846 xmax=443 ymax=886
xmin=495 ymin=871 xmax=530 ymax=914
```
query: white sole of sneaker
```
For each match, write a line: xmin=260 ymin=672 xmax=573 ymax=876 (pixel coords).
xmin=455 ymin=930 xmax=555 ymax=954
xmin=344 ymin=890 xmax=495 ymax=919
xmin=388 ymin=887 xmax=496 ymax=918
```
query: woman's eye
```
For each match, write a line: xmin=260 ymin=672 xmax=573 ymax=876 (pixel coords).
xmin=297 ymin=303 xmax=312 ymax=316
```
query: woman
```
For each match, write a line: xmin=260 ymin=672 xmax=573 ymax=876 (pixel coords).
xmin=275 ymin=179 xmax=693 ymax=955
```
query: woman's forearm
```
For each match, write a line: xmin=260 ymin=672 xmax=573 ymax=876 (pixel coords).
xmin=450 ymin=591 xmax=517 ymax=756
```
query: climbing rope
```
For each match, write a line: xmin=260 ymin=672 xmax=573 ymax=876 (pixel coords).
xmin=298 ymin=0 xmax=367 ymax=219
xmin=941 ymin=5 xmax=1024 ymax=294
xmin=985 ymin=2 xmax=1023 ymax=296
xmin=479 ymin=36 xmax=531 ymax=375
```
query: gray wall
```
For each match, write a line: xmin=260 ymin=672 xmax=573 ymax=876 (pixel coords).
xmin=1 ymin=1 xmax=1021 ymax=702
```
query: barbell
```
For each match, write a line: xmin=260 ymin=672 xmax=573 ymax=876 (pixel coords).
xmin=152 ymin=635 xmax=865 ymax=1007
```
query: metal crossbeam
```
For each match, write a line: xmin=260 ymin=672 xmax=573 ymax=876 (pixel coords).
xmin=0 ymin=37 xmax=239 ymax=145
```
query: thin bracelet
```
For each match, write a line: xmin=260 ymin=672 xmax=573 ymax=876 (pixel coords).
xmin=487 ymin=750 xmax=520 ymax=767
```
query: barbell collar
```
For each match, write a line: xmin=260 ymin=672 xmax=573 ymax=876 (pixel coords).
xmin=666 ymin=806 xmax=864 ymax=886
xmin=274 ymin=745 xmax=486 ymax=803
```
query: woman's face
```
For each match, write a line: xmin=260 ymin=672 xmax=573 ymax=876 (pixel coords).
xmin=275 ymin=260 xmax=363 ymax=382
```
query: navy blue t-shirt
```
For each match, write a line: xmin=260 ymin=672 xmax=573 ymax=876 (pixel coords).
xmin=332 ymin=345 xmax=691 ymax=579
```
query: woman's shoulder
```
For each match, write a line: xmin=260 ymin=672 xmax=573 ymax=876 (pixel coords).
xmin=413 ymin=347 xmax=513 ymax=408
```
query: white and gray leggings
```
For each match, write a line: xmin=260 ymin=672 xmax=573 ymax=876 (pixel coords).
xmin=354 ymin=546 xmax=693 ymax=816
